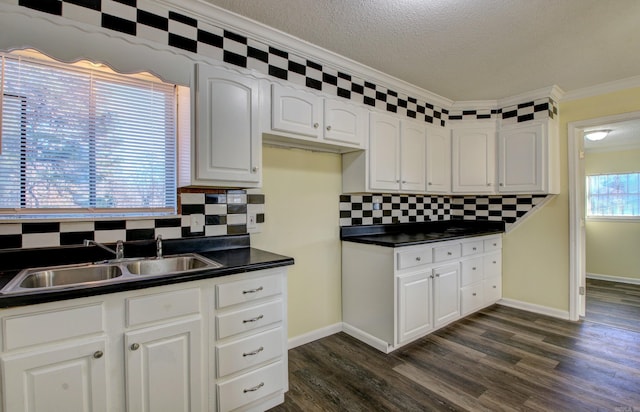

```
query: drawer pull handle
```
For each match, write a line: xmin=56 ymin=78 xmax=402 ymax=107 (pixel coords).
xmin=243 ymin=346 xmax=264 ymax=357
xmin=472 ymin=267 xmax=476 ymax=271
xmin=492 ymin=261 xmax=497 ymax=264
xmin=93 ymin=351 xmax=103 ymax=359
xmin=447 ymin=252 xmax=452 ymax=256
xmin=416 ymin=257 xmax=421 ymax=261
xmin=493 ymin=285 xmax=497 ymax=289
xmin=130 ymin=343 xmax=140 ymax=351
xmin=243 ymin=314 xmax=264 ymax=324
xmin=243 ymin=382 xmax=265 ymax=393
xmin=472 ymin=247 xmax=477 ymax=251
xmin=243 ymin=286 xmax=264 ymax=294
xmin=472 ymin=293 xmax=477 ymax=296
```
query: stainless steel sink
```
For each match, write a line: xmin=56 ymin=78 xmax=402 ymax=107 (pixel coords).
xmin=126 ymin=254 xmax=223 ymax=276
xmin=0 ymin=253 xmax=223 ymax=294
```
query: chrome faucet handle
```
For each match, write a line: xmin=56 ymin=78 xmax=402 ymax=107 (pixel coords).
xmin=156 ymin=235 xmax=163 ymax=259
xmin=115 ymin=240 xmax=124 ymax=260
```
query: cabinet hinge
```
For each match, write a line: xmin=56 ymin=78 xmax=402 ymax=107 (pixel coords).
xmin=579 ymin=151 xmax=585 ymax=159
xmin=579 ymin=286 xmax=585 ymax=296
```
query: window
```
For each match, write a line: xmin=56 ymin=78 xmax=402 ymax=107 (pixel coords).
xmin=0 ymin=50 xmax=177 ymax=219
xmin=586 ymin=172 xmax=640 ymax=218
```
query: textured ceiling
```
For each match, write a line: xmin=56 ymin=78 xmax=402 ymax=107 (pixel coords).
xmin=203 ymin=0 xmax=640 ymax=101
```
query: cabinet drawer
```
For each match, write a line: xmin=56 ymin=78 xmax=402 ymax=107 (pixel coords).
xmin=461 ymin=284 xmax=484 ymax=316
xmin=217 ymin=360 xmax=285 ymax=412
xmin=433 ymin=243 xmax=461 ymax=262
xmin=462 ymin=240 xmax=483 ymax=256
xmin=216 ymin=327 xmax=284 ymax=378
xmin=483 ymin=253 xmax=502 ymax=279
xmin=460 ymin=257 xmax=484 ymax=286
xmin=484 ymin=277 xmax=502 ymax=304
xmin=3 ymin=303 xmax=103 ymax=350
xmin=126 ymin=288 xmax=200 ymax=327
xmin=396 ymin=247 xmax=432 ymax=270
xmin=216 ymin=273 xmax=282 ymax=309
xmin=484 ymin=237 xmax=502 ymax=252
xmin=216 ymin=300 xmax=283 ymax=340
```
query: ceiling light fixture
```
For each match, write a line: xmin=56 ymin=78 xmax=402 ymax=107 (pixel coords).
xmin=584 ymin=130 xmax=610 ymax=141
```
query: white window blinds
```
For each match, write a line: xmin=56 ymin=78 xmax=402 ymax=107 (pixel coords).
xmin=587 ymin=172 xmax=640 ymax=217
xmin=0 ymin=51 xmax=177 ymax=219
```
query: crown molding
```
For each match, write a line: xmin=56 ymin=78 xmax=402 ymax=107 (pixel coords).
xmin=450 ymin=100 xmax=498 ymax=111
xmin=561 ymin=75 xmax=640 ymax=102
xmin=158 ymin=0 xmax=454 ymax=109
xmin=498 ymin=85 xmax=564 ymax=108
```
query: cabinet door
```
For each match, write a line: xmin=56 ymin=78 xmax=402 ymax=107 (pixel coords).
xmin=323 ymin=98 xmax=367 ymax=148
xmin=125 ymin=319 xmax=203 ymax=412
xmin=369 ymin=113 xmax=400 ymax=191
xmin=426 ymin=125 xmax=451 ymax=193
xmin=195 ymin=65 xmax=260 ymax=185
xmin=400 ymin=121 xmax=427 ymax=192
xmin=271 ymin=85 xmax=322 ymax=137
xmin=2 ymin=339 xmax=107 ymax=412
xmin=433 ymin=263 xmax=460 ymax=327
xmin=397 ymin=272 xmax=432 ymax=344
xmin=452 ymin=127 xmax=496 ymax=193
xmin=498 ymin=122 xmax=544 ymax=193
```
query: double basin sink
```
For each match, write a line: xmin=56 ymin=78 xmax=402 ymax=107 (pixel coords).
xmin=1 ymin=254 xmax=223 ymax=294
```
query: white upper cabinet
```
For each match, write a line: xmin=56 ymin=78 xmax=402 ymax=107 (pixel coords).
xmin=265 ymin=83 xmax=367 ymax=152
xmin=498 ymin=120 xmax=560 ymax=194
xmin=451 ymin=125 xmax=496 ymax=193
xmin=271 ymin=85 xmax=323 ymax=137
xmin=190 ymin=64 xmax=261 ymax=187
xmin=343 ymin=112 xmax=426 ymax=193
xmin=369 ymin=112 xmax=402 ymax=191
xmin=399 ymin=120 xmax=427 ymax=192
xmin=425 ymin=125 xmax=451 ymax=193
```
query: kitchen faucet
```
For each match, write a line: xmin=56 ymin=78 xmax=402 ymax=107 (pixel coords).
xmin=83 ymin=239 xmax=124 ymax=260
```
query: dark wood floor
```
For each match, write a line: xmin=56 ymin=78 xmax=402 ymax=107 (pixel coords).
xmin=270 ymin=283 xmax=640 ymax=412
xmin=586 ymin=278 xmax=640 ymax=333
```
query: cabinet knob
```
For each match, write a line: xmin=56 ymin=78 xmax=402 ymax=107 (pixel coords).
xmin=499 ymin=183 xmax=504 ymax=186
xmin=416 ymin=257 xmax=421 ymax=261
xmin=93 ymin=350 xmax=104 ymax=359
xmin=396 ymin=180 xmax=400 ymax=183
xmin=472 ymin=293 xmax=477 ymax=296
xmin=130 ymin=343 xmax=140 ymax=351
xmin=447 ymin=251 xmax=452 ymax=256
xmin=435 ymin=274 xmax=440 ymax=277
xmin=472 ymin=267 xmax=476 ymax=270
xmin=252 ymin=166 xmax=258 ymax=173
xmin=326 ymin=125 xmax=332 ymax=131
xmin=428 ymin=182 xmax=432 ymax=185
xmin=472 ymin=247 xmax=477 ymax=251
xmin=313 ymin=123 xmax=319 ymax=129
xmin=493 ymin=285 xmax=497 ymax=289
xmin=493 ymin=261 xmax=497 ymax=264
xmin=486 ymin=183 xmax=491 ymax=186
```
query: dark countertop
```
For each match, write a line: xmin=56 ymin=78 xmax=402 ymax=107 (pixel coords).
xmin=0 ymin=234 xmax=294 ymax=308
xmin=341 ymin=220 xmax=505 ymax=247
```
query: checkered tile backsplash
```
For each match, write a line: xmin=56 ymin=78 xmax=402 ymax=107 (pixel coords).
xmin=0 ymin=189 xmax=265 ymax=250
xmin=15 ymin=0 xmax=556 ymax=126
xmin=339 ymin=194 xmax=549 ymax=228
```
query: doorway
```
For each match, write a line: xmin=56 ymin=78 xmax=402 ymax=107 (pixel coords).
xmin=568 ymin=111 xmax=640 ymax=321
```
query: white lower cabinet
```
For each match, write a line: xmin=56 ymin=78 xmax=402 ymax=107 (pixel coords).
xmin=343 ymin=234 xmax=501 ymax=353
xmin=0 ymin=267 xmax=288 ymax=412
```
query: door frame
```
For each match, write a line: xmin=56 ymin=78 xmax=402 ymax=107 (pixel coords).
xmin=568 ymin=110 xmax=640 ymax=321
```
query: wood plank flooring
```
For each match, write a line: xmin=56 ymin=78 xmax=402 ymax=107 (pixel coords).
xmin=586 ymin=278 xmax=640 ymax=333
xmin=270 ymin=299 xmax=640 ymax=411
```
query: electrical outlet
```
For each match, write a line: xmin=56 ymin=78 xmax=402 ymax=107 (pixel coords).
xmin=190 ymin=214 xmax=204 ymax=233
xmin=247 ymin=212 xmax=257 ymax=230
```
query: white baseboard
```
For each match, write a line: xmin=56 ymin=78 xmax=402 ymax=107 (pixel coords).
xmin=497 ymin=298 xmax=571 ymax=320
xmin=287 ymin=322 xmax=342 ymax=350
xmin=586 ymin=272 xmax=640 ymax=285
xmin=342 ymin=323 xmax=393 ymax=353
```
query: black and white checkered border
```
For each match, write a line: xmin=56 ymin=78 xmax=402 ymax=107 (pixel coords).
xmin=339 ymin=194 xmax=452 ymax=226
xmin=450 ymin=195 xmax=549 ymax=224
xmin=0 ymin=189 xmax=265 ymax=250
xmin=500 ymin=98 xmax=558 ymax=126
xmin=16 ymin=0 xmax=449 ymax=127
xmin=339 ymin=194 xmax=549 ymax=227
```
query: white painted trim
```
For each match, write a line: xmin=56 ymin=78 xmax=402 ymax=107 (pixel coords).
xmin=587 ymin=273 xmax=640 ymax=285
xmin=562 ymin=75 xmax=640 ymax=102
xmin=342 ymin=323 xmax=392 ymax=353
xmin=497 ymin=299 xmax=571 ymax=320
xmin=568 ymin=111 xmax=640 ymax=322
xmin=287 ymin=322 xmax=342 ymax=350
xmin=498 ymin=85 xmax=565 ymax=108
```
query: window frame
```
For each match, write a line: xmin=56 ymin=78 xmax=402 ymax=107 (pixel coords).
xmin=0 ymin=50 xmax=179 ymax=221
xmin=586 ymin=171 xmax=640 ymax=221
